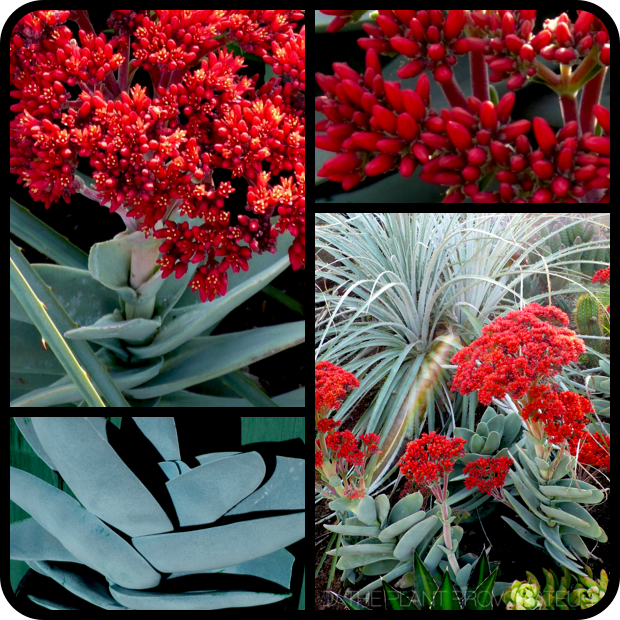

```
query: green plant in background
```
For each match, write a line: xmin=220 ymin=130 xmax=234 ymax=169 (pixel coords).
xmin=573 ymin=266 xmax=610 ymax=367
xmin=334 ymin=549 xmax=499 ymax=610
xmin=502 ymin=565 xmax=608 ymax=610
xmin=533 ymin=217 xmax=610 ymax=280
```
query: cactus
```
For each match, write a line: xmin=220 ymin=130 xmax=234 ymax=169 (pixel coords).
xmin=532 ymin=218 xmax=609 ymax=281
xmin=324 ymin=490 xmax=475 ymax=597
xmin=573 ymin=292 xmax=610 ymax=365
xmin=10 ymin=417 xmax=304 ymax=610
xmin=503 ymin=566 xmax=608 ymax=610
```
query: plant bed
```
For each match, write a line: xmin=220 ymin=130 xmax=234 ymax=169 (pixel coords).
xmin=315 ymin=213 xmax=609 ymax=611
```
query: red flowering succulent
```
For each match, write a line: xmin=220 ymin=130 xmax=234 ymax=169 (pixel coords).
xmin=451 ymin=303 xmax=600 ymax=467
xmin=316 ymin=10 xmax=610 ymax=203
xmin=520 ymin=384 xmax=593 ymax=445
xmin=314 ymin=387 xmax=381 ymax=500
xmin=451 ymin=303 xmax=586 ymax=406
xmin=10 ymin=10 xmax=305 ymax=304
xmin=398 ymin=431 xmax=466 ymax=575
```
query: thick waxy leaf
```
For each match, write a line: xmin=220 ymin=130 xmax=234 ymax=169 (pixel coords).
xmin=132 ymin=513 xmax=304 ymax=572
xmin=388 ymin=492 xmax=423 ymax=524
xmin=132 ymin=417 xmax=181 ymax=461
xmin=125 ymin=321 xmax=305 ymax=399
xmin=538 ymin=486 xmax=593 ymax=501
xmin=543 ymin=540 xmax=587 ymax=578
xmin=27 ymin=561 xmax=127 ymax=610
xmin=10 ymin=518 xmax=81 ymax=563
xmin=481 ymin=430 xmax=500 ymax=454
xmin=379 ymin=510 xmax=426 ymax=542
xmin=357 ymin=494 xmax=377 ymax=525
xmin=539 ymin=522 xmax=579 ymax=561
xmin=10 ymin=467 xmax=161 ymax=590
xmin=375 ymin=494 xmax=390 ymax=526
xmin=501 ymin=517 xmax=544 ymax=549
xmin=328 ymin=543 xmax=396 ymax=556
xmin=539 ymin=504 xmax=591 ymax=530
xmin=226 ymin=456 xmax=304 ymax=515
xmin=31 ymin=417 xmax=173 ymax=536
xmin=109 ymin=583 xmax=291 ymax=610
xmin=394 ymin=516 xmax=440 ymax=561
xmin=166 ymin=452 xmax=265 ymax=526
xmin=324 ymin=524 xmax=381 ymax=537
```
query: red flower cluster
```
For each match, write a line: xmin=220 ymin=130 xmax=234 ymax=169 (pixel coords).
xmin=569 ymin=431 xmax=610 ymax=472
xmin=450 ymin=303 xmax=586 ymax=405
xmin=364 ymin=10 xmax=470 ymax=84
xmin=463 ymin=456 xmax=513 ymax=500
xmin=399 ymin=431 xmax=467 ymax=489
xmin=324 ymin=430 xmax=381 ymax=467
xmin=10 ymin=10 xmax=305 ymax=303
xmin=316 ymin=10 xmax=610 ymax=203
xmin=316 ymin=418 xmax=342 ymax=434
xmin=592 ymin=266 xmax=610 ymax=285
xmin=592 ymin=266 xmax=611 ymax=313
xmin=520 ymin=384 xmax=593 ymax=445
xmin=315 ymin=360 xmax=360 ymax=416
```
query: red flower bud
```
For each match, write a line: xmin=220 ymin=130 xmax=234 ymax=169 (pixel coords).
xmin=366 ymin=153 xmax=396 ymax=176
xmin=446 ymin=121 xmax=473 ymax=151
xmin=372 ymin=105 xmax=398 ymax=134
xmin=390 ymin=36 xmax=421 ymax=57
xmin=444 ymin=10 xmax=466 ymax=41
xmin=397 ymin=58 xmax=426 ymax=80
xmin=533 ymin=118 xmax=558 ymax=157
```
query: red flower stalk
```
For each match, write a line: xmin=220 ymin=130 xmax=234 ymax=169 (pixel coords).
xmin=464 ymin=456 xmax=513 ymax=502
xmin=451 ymin=303 xmax=586 ymax=406
xmin=10 ymin=10 xmax=305 ymax=304
xmin=399 ymin=431 xmax=466 ymax=575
